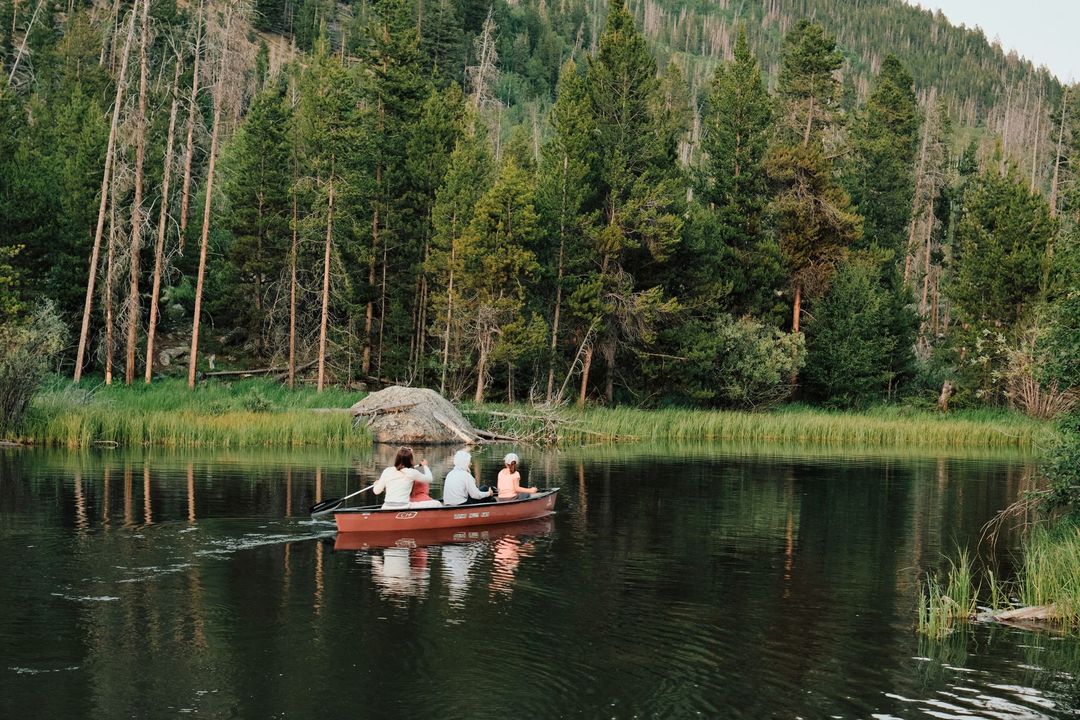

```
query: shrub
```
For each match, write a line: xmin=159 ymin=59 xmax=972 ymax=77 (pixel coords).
xmin=803 ymin=260 xmax=914 ymax=407
xmin=0 ymin=302 xmax=66 ymax=432
xmin=683 ymin=313 xmax=805 ymax=410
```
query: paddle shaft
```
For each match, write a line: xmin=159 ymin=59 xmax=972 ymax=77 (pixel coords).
xmin=309 ymin=482 xmax=376 ymax=516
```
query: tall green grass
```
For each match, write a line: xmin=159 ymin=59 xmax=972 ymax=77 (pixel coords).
xmin=1017 ymin=524 xmax=1080 ymax=626
xmin=918 ymin=549 xmax=978 ymax=638
xmin=467 ymin=403 xmax=1045 ymax=449
xmin=11 ymin=377 xmax=367 ymax=448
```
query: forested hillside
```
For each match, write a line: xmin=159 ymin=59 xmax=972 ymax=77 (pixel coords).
xmin=1 ymin=0 xmax=1078 ymax=415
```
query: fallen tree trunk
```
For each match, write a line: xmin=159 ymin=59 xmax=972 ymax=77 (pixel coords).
xmin=432 ymin=411 xmax=480 ymax=444
xmin=203 ymin=359 xmax=317 ymax=379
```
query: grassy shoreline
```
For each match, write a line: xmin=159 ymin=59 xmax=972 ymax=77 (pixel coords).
xmin=464 ymin=403 xmax=1046 ymax=450
xmin=6 ymin=377 xmax=1049 ymax=450
xmin=11 ymin=378 xmax=366 ymax=449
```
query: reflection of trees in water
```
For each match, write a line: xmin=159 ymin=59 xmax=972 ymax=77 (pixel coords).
xmin=3 ymin=444 xmax=1072 ymax=717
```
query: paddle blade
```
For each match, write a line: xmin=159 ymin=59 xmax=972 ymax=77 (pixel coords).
xmin=309 ymin=497 xmax=342 ymax=517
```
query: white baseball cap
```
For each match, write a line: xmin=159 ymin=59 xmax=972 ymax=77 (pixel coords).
xmin=503 ymin=452 xmax=519 ymax=465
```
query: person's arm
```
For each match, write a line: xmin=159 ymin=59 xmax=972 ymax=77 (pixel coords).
xmin=373 ymin=467 xmax=392 ymax=496
xmin=465 ymin=473 xmax=492 ymax=500
xmin=512 ymin=471 xmax=536 ymax=494
xmin=403 ymin=465 xmax=432 ymax=481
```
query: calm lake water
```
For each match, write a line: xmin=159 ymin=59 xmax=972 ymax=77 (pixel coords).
xmin=2 ymin=443 xmax=1079 ymax=719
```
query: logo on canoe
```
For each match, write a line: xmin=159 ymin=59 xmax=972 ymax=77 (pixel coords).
xmin=395 ymin=512 xmax=418 ymax=519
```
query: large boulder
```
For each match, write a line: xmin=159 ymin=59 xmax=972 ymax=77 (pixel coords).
xmin=350 ymin=386 xmax=479 ymax=445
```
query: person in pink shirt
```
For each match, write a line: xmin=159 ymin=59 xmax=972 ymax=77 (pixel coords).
xmin=496 ymin=453 xmax=537 ymax=500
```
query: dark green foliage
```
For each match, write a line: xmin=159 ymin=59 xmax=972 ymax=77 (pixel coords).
xmin=1039 ymin=290 xmax=1080 ymax=392
xmin=0 ymin=245 xmax=22 ymax=321
xmin=804 ymin=260 xmax=912 ymax=407
xmin=776 ymin=19 xmax=843 ymax=146
xmin=1042 ymin=411 xmax=1080 ymax=521
xmin=950 ymin=169 xmax=1056 ymax=328
xmin=847 ymin=55 xmax=919 ymax=257
xmin=219 ymin=84 xmax=293 ymax=356
xmin=693 ymin=28 xmax=782 ymax=321
xmin=0 ymin=302 xmax=66 ymax=432
xmin=681 ymin=314 xmax=806 ymax=409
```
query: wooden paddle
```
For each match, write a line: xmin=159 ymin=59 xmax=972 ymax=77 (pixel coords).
xmin=309 ymin=482 xmax=376 ymax=518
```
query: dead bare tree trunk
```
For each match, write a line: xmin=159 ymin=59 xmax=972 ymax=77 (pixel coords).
xmin=439 ymin=221 xmax=456 ymax=395
xmin=105 ymin=171 xmax=118 ymax=386
xmin=376 ymin=233 xmax=388 ymax=378
xmin=6 ymin=0 xmax=44 ymax=86
xmin=474 ymin=335 xmax=488 ymax=403
xmin=1030 ymin=89 xmax=1042 ymax=193
xmin=187 ymin=5 xmax=230 ymax=390
xmin=145 ymin=58 xmax=182 ymax=383
xmin=363 ymin=167 xmax=379 ymax=376
xmin=1050 ymin=86 xmax=1068 ymax=218
xmin=288 ymin=180 xmax=298 ymax=389
xmin=317 ymin=168 xmax=335 ymax=393
xmin=125 ymin=0 xmax=151 ymax=385
xmin=904 ymin=111 xmax=930 ymax=285
xmin=577 ymin=345 xmax=593 ymax=409
xmin=791 ymin=284 xmax=802 ymax=333
xmin=545 ymin=154 xmax=568 ymax=403
xmin=74 ymin=6 xmax=137 ymax=383
xmin=179 ymin=0 xmax=204 ymax=241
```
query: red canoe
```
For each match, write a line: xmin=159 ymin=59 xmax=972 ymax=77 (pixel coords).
xmin=334 ymin=515 xmax=555 ymax=551
xmin=333 ymin=488 xmax=559 ymax=533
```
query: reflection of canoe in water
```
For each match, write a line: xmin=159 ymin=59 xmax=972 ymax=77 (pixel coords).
xmin=334 ymin=515 xmax=554 ymax=551
xmin=333 ymin=488 xmax=559 ymax=533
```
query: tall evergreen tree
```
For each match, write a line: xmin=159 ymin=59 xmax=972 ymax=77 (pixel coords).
xmin=767 ymin=20 xmax=861 ymax=335
xmin=364 ymin=0 xmax=430 ymax=379
xmin=536 ymin=58 xmax=595 ymax=402
xmin=581 ymin=0 xmax=682 ymax=404
xmin=951 ymin=169 xmax=1056 ymax=329
xmin=695 ymin=27 xmax=781 ymax=320
xmin=847 ymin=55 xmax=920 ymax=257
xmin=220 ymin=83 xmax=293 ymax=357
xmin=429 ymin=119 xmax=495 ymax=396
xmin=457 ymin=155 xmax=541 ymax=402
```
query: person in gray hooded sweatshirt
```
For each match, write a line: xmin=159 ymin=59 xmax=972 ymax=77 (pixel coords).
xmin=442 ymin=449 xmax=495 ymax=506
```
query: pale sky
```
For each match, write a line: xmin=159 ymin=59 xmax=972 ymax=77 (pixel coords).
xmin=906 ymin=0 xmax=1080 ymax=83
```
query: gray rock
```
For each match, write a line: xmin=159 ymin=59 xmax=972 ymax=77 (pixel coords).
xmin=350 ymin=386 xmax=479 ymax=445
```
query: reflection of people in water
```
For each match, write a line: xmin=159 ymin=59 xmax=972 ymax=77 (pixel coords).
xmin=371 ymin=545 xmax=430 ymax=600
xmin=443 ymin=449 xmax=495 ymax=506
xmin=489 ymin=536 xmax=535 ymax=596
xmin=497 ymin=453 xmax=536 ymax=500
xmin=441 ymin=542 xmax=484 ymax=607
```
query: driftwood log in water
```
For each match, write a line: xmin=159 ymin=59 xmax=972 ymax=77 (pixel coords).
xmin=979 ymin=604 xmax=1065 ymax=629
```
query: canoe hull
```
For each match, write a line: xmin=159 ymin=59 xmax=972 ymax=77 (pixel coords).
xmin=334 ymin=515 xmax=554 ymax=551
xmin=333 ymin=488 xmax=559 ymax=533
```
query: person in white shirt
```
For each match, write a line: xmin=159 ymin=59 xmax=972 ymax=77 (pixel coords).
xmin=373 ymin=447 xmax=440 ymax=509
xmin=442 ymin=449 xmax=494 ymax=506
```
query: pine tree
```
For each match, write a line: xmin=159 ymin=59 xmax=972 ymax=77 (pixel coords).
xmin=457 ymin=155 xmax=540 ymax=402
xmin=536 ymin=58 xmax=595 ymax=402
xmin=776 ymin=19 xmax=843 ymax=148
xmin=695 ymin=26 xmax=780 ymax=319
xmin=846 ymin=55 xmax=920 ymax=257
xmin=766 ymin=20 xmax=861 ymax=335
xmin=429 ymin=119 xmax=494 ymax=395
xmin=404 ymin=82 xmax=466 ymax=382
xmin=364 ymin=0 xmax=429 ymax=379
xmin=951 ymin=169 xmax=1056 ymax=329
xmin=582 ymin=0 xmax=682 ymax=404
xmin=221 ymin=83 xmax=292 ymax=358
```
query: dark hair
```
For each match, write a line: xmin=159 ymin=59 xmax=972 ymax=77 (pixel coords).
xmin=394 ymin=447 xmax=414 ymax=470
